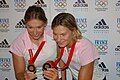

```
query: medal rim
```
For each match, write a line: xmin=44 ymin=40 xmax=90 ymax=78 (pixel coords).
xmin=42 ymin=62 xmax=52 ymax=70
xmin=27 ymin=64 xmax=36 ymax=72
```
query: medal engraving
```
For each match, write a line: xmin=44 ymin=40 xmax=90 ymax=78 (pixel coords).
xmin=27 ymin=64 xmax=36 ymax=72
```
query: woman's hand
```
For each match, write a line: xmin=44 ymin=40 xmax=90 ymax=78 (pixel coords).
xmin=43 ymin=68 xmax=59 ymax=80
xmin=24 ymin=71 xmax=37 ymax=80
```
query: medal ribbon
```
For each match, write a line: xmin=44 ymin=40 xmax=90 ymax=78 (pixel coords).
xmin=61 ymin=42 xmax=76 ymax=70
xmin=54 ymin=42 xmax=76 ymax=71
xmin=54 ymin=47 xmax=64 ymax=66
xmin=28 ymin=41 xmax=45 ymax=64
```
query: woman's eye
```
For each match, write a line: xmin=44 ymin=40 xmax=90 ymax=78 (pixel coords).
xmin=27 ymin=27 xmax=33 ymax=29
xmin=61 ymin=34 xmax=65 ymax=36
xmin=26 ymin=25 xmax=32 ymax=29
xmin=37 ymin=27 xmax=42 ymax=29
xmin=29 ymin=27 xmax=32 ymax=29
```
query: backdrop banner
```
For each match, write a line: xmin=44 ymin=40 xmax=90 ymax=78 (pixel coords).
xmin=0 ymin=0 xmax=120 ymax=80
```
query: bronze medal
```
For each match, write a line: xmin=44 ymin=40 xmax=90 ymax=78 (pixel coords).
xmin=27 ymin=64 xmax=36 ymax=72
xmin=27 ymin=41 xmax=45 ymax=80
xmin=42 ymin=62 xmax=52 ymax=70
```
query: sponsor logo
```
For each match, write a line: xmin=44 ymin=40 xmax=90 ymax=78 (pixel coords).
xmin=15 ymin=19 xmax=25 ymax=28
xmin=73 ymin=0 xmax=88 ymax=7
xmin=0 ymin=0 xmax=9 ymax=8
xmin=95 ymin=0 xmax=108 ymax=11
xmin=34 ymin=0 xmax=47 ymax=7
xmin=76 ymin=17 xmax=87 ymax=33
xmin=0 ymin=18 xmax=9 ymax=32
xmin=0 ymin=58 xmax=11 ymax=71
xmin=115 ymin=45 xmax=120 ymax=51
xmin=99 ymin=62 xmax=109 ymax=72
xmin=95 ymin=40 xmax=108 ymax=55
xmin=94 ymin=61 xmax=109 ymax=80
xmin=115 ymin=0 xmax=120 ymax=11
xmin=14 ymin=0 xmax=26 ymax=9
xmin=54 ymin=0 xmax=67 ymax=8
xmin=94 ymin=19 xmax=109 ymax=29
xmin=94 ymin=19 xmax=109 ymax=33
xmin=0 ymin=39 xmax=10 ymax=48
xmin=14 ymin=0 xmax=26 ymax=12
xmin=116 ymin=0 xmax=120 ymax=6
xmin=95 ymin=0 xmax=108 ymax=7
xmin=98 ymin=62 xmax=108 ymax=80
xmin=114 ymin=45 xmax=120 ymax=55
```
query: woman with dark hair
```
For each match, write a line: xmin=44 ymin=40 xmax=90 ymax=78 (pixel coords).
xmin=9 ymin=5 xmax=58 ymax=80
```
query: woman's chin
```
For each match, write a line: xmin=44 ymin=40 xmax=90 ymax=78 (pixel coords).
xmin=32 ymin=37 xmax=40 ymax=40
xmin=58 ymin=44 xmax=66 ymax=48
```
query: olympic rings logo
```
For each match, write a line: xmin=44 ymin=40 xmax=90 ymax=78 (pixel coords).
xmin=95 ymin=0 xmax=108 ymax=7
xmin=0 ymin=62 xmax=11 ymax=68
xmin=78 ymin=23 xmax=87 ymax=29
xmin=96 ymin=44 xmax=108 ymax=51
xmin=14 ymin=1 xmax=26 ymax=9
xmin=54 ymin=1 xmax=67 ymax=8
xmin=0 ymin=23 xmax=9 ymax=29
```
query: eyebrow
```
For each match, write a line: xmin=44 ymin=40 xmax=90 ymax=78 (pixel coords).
xmin=26 ymin=24 xmax=45 ymax=28
xmin=53 ymin=31 xmax=66 ymax=35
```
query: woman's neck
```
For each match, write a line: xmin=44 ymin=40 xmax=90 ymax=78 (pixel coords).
xmin=66 ymin=40 xmax=76 ymax=49
xmin=31 ymin=36 xmax=44 ymax=46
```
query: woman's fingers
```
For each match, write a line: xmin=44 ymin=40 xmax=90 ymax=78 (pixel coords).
xmin=24 ymin=71 xmax=37 ymax=80
xmin=43 ymin=68 xmax=59 ymax=80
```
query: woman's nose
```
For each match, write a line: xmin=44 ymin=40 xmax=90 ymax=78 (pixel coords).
xmin=56 ymin=36 xmax=61 ymax=42
xmin=34 ymin=28 xmax=38 ymax=35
